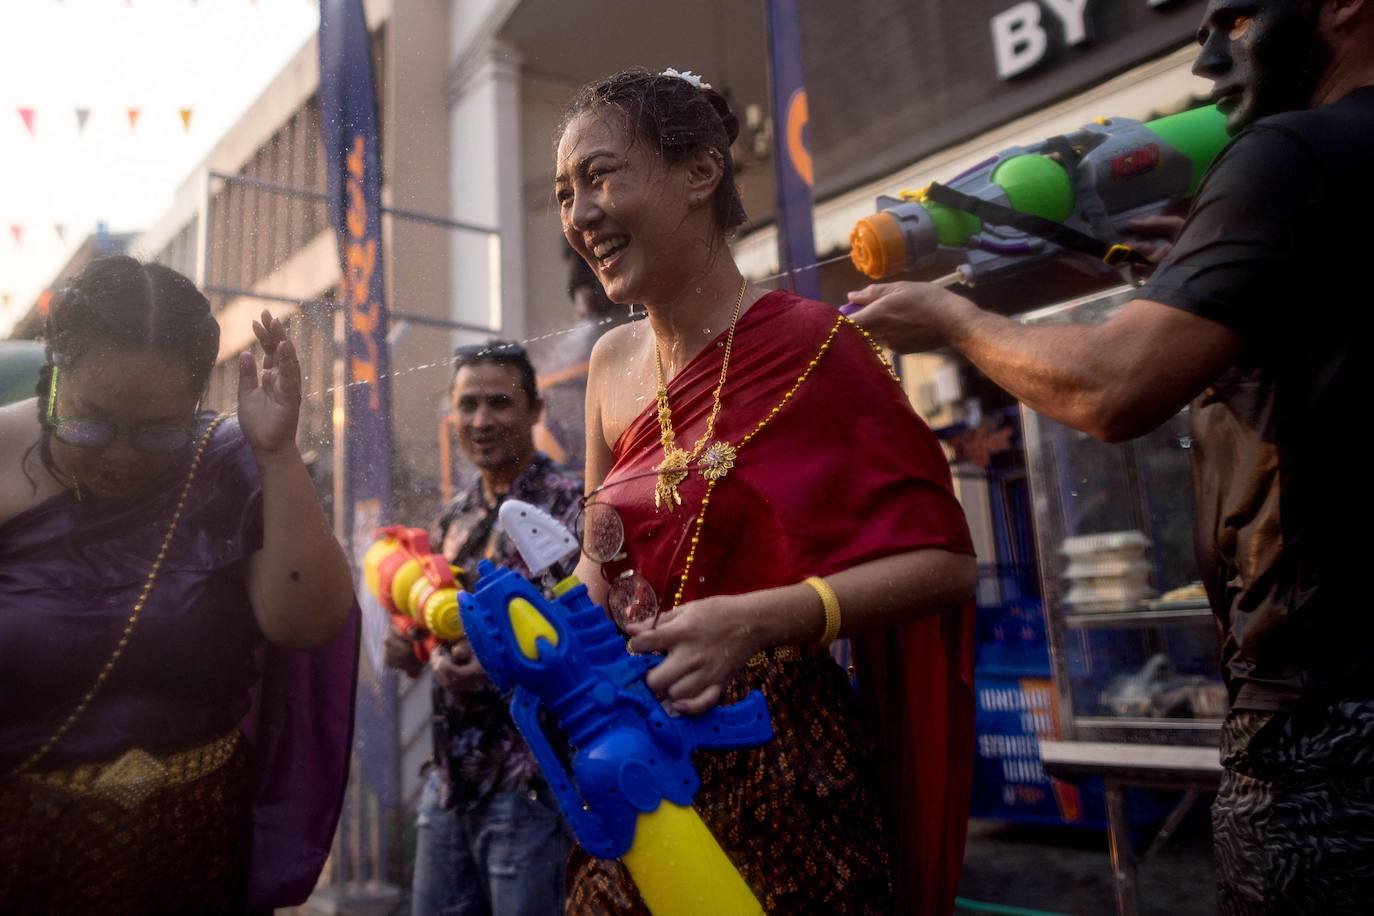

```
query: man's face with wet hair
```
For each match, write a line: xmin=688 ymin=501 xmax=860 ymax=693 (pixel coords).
xmin=451 ymin=362 xmax=539 ymax=477
xmin=1193 ymin=0 xmax=1330 ymax=133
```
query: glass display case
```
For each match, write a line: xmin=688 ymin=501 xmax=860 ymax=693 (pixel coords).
xmin=1021 ymin=286 xmax=1226 ymax=748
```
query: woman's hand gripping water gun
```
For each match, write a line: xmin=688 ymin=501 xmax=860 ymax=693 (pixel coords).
xmin=457 ymin=500 xmax=771 ymax=916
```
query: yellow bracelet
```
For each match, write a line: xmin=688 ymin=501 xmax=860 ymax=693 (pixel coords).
xmin=803 ymin=576 xmax=841 ymax=647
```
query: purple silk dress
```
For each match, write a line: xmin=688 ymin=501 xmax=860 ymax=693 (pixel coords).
xmin=0 ymin=415 xmax=358 ymax=910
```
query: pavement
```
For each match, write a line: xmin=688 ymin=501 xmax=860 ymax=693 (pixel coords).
xmin=290 ymin=801 xmax=1221 ymax=915
xmin=956 ymin=806 xmax=1219 ymax=916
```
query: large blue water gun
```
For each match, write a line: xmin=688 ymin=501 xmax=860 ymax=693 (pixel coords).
xmin=457 ymin=500 xmax=772 ymax=915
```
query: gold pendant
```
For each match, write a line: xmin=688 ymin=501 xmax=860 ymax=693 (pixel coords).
xmin=654 ymin=448 xmax=689 ymax=510
xmin=699 ymin=440 xmax=737 ymax=482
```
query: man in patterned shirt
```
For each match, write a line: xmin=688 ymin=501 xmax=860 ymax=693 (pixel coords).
xmin=386 ymin=341 xmax=581 ymax=916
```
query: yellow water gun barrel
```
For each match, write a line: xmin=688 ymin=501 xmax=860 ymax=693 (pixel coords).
xmin=622 ymin=802 xmax=763 ymax=915
xmin=508 ymin=587 xmax=761 ymax=914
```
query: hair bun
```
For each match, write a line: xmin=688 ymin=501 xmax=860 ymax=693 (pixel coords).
xmin=702 ymin=87 xmax=740 ymax=145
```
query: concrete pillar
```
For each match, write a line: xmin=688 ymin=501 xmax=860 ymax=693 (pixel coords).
xmin=447 ymin=38 xmax=526 ymax=343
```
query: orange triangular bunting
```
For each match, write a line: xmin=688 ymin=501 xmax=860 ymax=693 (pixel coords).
xmin=179 ymin=108 xmax=193 ymax=132
xmin=126 ymin=108 xmax=140 ymax=131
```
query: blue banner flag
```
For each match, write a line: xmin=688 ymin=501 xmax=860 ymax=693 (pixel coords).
xmin=766 ymin=0 xmax=820 ymax=300
xmin=318 ymin=0 xmax=398 ymax=807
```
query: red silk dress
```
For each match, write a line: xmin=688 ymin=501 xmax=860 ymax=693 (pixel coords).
xmin=565 ymin=291 xmax=976 ymax=914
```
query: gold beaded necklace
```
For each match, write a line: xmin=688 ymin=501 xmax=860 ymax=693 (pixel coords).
xmin=652 ymin=277 xmax=747 ymax=510
xmin=666 ymin=315 xmax=898 ymax=611
xmin=9 ymin=414 xmax=226 ymax=777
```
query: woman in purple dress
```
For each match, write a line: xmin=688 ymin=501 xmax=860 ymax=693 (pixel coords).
xmin=0 ymin=256 xmax=358 ymax=914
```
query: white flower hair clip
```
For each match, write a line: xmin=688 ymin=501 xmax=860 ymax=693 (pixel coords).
xmin=661 ymin=68 xmax=712 ymax=91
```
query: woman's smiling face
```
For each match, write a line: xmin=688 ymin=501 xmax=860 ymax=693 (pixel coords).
xmin=555 ymin=109 xmax=705 ymax=307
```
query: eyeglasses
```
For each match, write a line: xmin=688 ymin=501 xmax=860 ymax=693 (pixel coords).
xmin=45 ymin=366 xmax=200 ymax=455
xmin=574 ymin=466 xmax=699 ymax=631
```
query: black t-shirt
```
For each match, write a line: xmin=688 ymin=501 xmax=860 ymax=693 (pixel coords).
xmin=1136 ymin=87 xmax=1374 ymax=712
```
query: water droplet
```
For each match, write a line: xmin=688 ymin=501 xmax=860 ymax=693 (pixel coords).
xmin=695 ymin=287 xmax=703 ymax=294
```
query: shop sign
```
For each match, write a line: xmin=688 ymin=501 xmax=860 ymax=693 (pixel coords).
xmin=801 ymin=0 xmax=1207 ymax=200
xmin=991 ymin=0 xmax=1189 ymax=79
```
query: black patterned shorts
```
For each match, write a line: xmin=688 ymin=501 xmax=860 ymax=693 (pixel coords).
xmin=1213 ymin=698 xmax=1374 ymax=915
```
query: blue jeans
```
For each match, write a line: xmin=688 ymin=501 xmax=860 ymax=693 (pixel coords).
xmin=412 ymin=770 xmax=570 ymax=916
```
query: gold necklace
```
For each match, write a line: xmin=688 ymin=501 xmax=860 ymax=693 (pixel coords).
xmin=11 ymin=414 xmax=226 ymax=777
xmin=667 ymin=314 xmax=856 ymax=611
xmin=652 ymin=278 xmax=747 ymax=509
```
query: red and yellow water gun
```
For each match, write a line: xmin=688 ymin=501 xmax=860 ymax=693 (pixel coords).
xmin=361 ymin=525 xmax=463 ymax=662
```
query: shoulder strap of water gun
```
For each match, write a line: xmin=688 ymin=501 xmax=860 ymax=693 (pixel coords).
xmin=924 ymin=182 xmax=1150 ymax=267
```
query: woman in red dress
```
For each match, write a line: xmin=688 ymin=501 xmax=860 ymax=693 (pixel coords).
xmin=556 ymin=68 xmax=978 ymax=914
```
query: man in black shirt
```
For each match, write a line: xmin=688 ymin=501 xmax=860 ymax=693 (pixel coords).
xmin=849 ymin=1 xmax=1374 ymax=911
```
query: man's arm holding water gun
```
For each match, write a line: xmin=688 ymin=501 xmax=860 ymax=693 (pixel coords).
xmin=842 ymin=104 xmax=1253 ymax=442
xmin=848 ymin=281 xmax=1239 ymax=443
xmin=848 ymin=199 xmax=1241 ymax=443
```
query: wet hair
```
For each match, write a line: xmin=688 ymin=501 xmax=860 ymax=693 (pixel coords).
xmin=560 ymin=68 xmax=748 ymax=235
xmin=451 ymin=340 xmax=539 ymax=407
xmin=28 ymin=255 xmax=219 ymax=482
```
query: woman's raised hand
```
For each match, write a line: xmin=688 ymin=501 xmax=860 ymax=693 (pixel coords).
xmin=238 ymin=309 xmax=302 ymax=455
